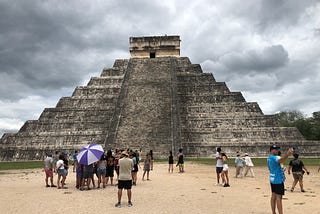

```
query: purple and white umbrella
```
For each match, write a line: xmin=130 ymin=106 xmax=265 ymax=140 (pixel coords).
xmin=77 ymin=144 xmax=104 ymax=165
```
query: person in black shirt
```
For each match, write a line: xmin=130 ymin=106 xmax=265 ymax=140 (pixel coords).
xmin=288 ymin=153 xmax=309 ymax=192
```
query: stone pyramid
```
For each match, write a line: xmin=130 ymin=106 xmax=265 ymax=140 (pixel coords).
xmin=0 ymin=35 xmax=319 ymax=160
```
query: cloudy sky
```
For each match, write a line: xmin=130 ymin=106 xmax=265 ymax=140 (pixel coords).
xmin=0 ymin=0 xmax=319 ymax=136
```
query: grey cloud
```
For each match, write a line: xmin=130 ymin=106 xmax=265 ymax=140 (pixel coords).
xmin=219 ymin=45 xmax=289 ymax=73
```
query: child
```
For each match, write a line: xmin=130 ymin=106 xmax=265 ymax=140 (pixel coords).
xmin=142 ymin=153 xmax=151 ymax=181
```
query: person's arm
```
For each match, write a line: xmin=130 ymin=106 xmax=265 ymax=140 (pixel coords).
xmin=278 ymin=148 xmax=293 ymax=164
xmin=302 ymin=166 xmax=309 ymax=175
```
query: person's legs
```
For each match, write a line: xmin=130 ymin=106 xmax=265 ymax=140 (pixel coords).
xmin=147 ymin=171 xmax=150 ymax=180
xmin=275 ymin=194 xmax=283 ymax=214
xmin=97 ymin=174 xmax=101 ymax=188
xmin=142 ymin=171 xmax=146 ymax=180
xmin=225 ymin=171 xmax=229 ymax=184
xmin=45 ymin=173 xmax=49 ymax=186
xmin=216 ymin=172 xmax=220 ymax=184
xmin=221 ymin=171 xmax=225 ymax=184
xmin=118 ymin=188 xmax=122 ymax=203
xmin=244 ymin=166 xmax=249 ymax=176
xmin=250 ymin=167 xmax=255 ymax=177
xmin=235 ymin=167 xmax=240 ymax=177
xmin=298 ymin=177 xmax=304 ymax=191
xmin=49 ymin=173 xmax=54 ymax=186
xmin=61 ymin=174 xmax=66 ymax=188
xmin=291 ymin=179 xmax=298 ymax=191
xmin=270 ymin=192 xmax=277 ymax=214
xmin=127 ymin=189 xmax=132 ymax=202
xmin=57 ymin=174 xmax=61 ymax=188
xmin=102 ymin=174 xmax=106 ymax=188
xmin=87 ymin=178 xmax=92 ymax=189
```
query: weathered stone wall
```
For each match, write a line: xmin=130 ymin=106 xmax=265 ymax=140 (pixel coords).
xmin=0 ymin=59 xmax=128 ymax=161
xmin=1 ymin=54 xmax=320 ymax=160
xmin=130 ymin=35 xmax=180 ymax=58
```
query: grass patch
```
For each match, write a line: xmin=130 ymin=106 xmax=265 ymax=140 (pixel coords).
xmin=0 ymin=161 xmax=43 ymax=170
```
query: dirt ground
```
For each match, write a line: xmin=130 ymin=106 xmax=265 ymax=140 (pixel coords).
xmin=0 ymin=162 xmax=319 ymax=214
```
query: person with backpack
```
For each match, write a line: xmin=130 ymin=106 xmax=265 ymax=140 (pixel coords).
xmin=288 ymin=153 xmax=310 ymax=192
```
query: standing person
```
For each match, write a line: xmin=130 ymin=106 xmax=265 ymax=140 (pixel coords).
xmin=177 ymin=148 xmax=184 ymax=173
xmin=244 ymin=153 xmax=255 ymax=177
xmin=82 ymin=164 xmax=94 ymax=190
xmin=72 ymin=150 xmax=78 ymax=172
xmin=234 ymin=153 xmax=244 ymax=178
xmin=131 ymin=152 xmax=139 ymax=186
xmin=56 ymin=154 xmax=67 ymax=189
xmin=168 ymin=151 xmax=174 ymax=173
xmin=75 ymin=163 xmax=83 ymax=189
xmin=267 ymin=145 xmax=293 ymax=214
xmin=97 ymin=155 xmax=106 ymax=188
xmin=215 ymin=147 xmax=223 ymax=185
xmin=52 ymin=151 xmax=59 ymax=173
xmin=105 ymin=150 xmax=115 ymax=186
xmin=221 ymin=152 xmax=230 ymax=187
xmin=115 ymin=151 xmax=134 ymax=208
xmin=43 ymin=153 xmax=56 ymax=187
xmin=288 ymin=153 xmax=309 ymax=192
xmin=142 ymin=153 xmax=151 ymax=180
xmin=114 ymin=150 xmax=121 ymax=184
xmin=149 ymin=150 xmax=154 ymax=170
xmin=63 ymin=153 xmax=69 ymax=184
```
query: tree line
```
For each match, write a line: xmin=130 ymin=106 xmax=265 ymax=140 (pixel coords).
xmin=276 ymin=111 xmax=320 ymax=140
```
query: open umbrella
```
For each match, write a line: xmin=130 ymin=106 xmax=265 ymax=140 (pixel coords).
xmin=77 ymin=144 xmax=104 ymax=165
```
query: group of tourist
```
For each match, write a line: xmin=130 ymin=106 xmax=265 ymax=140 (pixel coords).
xmin=43 ymin=148 xmax=156 ymax=207
xmin=44 ymin=146 xmax=319 ymax=211
xmin=214 ymin=148 xmax=255 ymax=188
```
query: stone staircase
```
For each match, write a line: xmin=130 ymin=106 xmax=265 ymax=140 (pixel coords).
xmin=1 ymin=56 xmax=319 ymax=160
xmin=175 ymin=58 xmax=315 ymax=157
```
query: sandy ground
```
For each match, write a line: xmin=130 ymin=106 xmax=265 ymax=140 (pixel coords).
xmin=0 ymin=163 xmax=319 ymax=214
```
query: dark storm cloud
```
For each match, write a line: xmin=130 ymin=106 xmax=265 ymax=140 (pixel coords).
xmin=219 ymin=45 xmax=289 ymax=73
xmin=0 ymin=0 xmax=319 ymax=135
xmin=0 ymin=0 xmax=176 ymax=101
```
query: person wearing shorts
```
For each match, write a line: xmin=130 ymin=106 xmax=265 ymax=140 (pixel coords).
xmin=44 ymin=154 xmax=56 ymax=187
xmin=105 ymin=150 xmax=115 ymax=186
xmin=215 ymin=147 xmax=223 ymax=185
xmin=288 ymin=153 xmax=309 ymax=192
xmin=115 ymin=151 xmax=134 ymax=208
xmin=267 ymin=145 xmax=292 ymax=214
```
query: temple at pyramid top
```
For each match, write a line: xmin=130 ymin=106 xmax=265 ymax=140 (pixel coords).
xmin=129 ymin=35 xmax=180 ymax=58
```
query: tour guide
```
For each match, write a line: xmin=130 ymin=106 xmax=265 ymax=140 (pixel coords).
xmin=267 ymin=145 xmax=293 ymax=214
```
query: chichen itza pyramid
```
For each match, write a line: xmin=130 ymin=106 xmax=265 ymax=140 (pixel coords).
xmin=1 ymin=35 xmax=319 ymax=160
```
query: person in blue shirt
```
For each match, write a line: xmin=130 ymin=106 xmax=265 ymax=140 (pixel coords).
xmin=267 ymin=145 xmax=293 ymax=214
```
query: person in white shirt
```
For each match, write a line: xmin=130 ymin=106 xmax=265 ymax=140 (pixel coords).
xmin=56 ymin=154 xmax=67 ymax=189
xmin=115 ymin=151 xmax=134 ymax=208
xmin=215 ymin=147 xmax=223 ymax=185
xmin=244 ymin=153 xmax=255 ymax=177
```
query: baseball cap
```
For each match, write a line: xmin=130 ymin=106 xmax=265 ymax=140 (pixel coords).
xmin=270 ymin=144 xmax=280 ymax=151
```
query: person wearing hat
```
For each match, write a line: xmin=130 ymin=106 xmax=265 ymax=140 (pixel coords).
xmin=115 ymin=151 xmax=134 ymax=208
xmin=288 ymin=153 xmax=309 ymax=192
xmin=267 ymin=145 xmax=293 ymax=214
